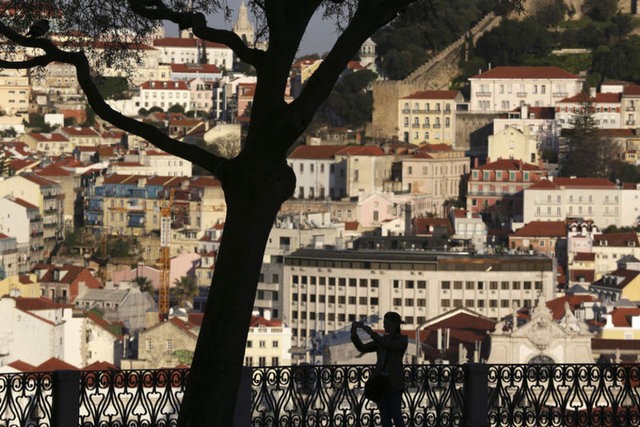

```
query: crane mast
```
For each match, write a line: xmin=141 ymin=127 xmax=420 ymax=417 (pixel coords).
xmin=158 ymin=188 xmax=175 ymax=322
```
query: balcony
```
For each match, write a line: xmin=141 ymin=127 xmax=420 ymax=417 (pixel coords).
xmin=626 ymin=106 xmax=635 ymax=112
xmin=475 ymin=92 xmax=491 ymax=97
xmin=4 ymin=363 xmax=639 ymax=426
xmin=627 ymin=120 xmax=636 ymax=126
xmin=516 ymin=92 xmax=527 ymax=97
xmin=552 ymin=92 xmax=568 ymax=97
xmin=422 ymin=123 xmax=430 ymax=128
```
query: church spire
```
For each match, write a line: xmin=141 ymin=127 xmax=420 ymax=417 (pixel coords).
xmin=233 ymin=1 xmax=255 ymax=46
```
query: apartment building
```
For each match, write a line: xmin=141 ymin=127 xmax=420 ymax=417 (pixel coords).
xmin=492 ymin=105 xmax=559 ymax=151
xmin=0 ymin=196 xmax=45 ymax=271
xmin=488 ymin=126 xmax=539 ymax=164
xmin=335 ymin=146 xmax=395 ymax=197
xmin=621 ymin=84 xmax=640 ymax=128
xmin=393 ymin=144 xmax=469 ymax=210
xmin=0 ymin=71 xmax=30 ymax=115
xmin=58 ymin=127 xmax=102 ymax=147
xmin=0 ymin=174 xmax=64 ymax=252
xmin=397 ymin=90 xmax=463 ymax=145
xmin=19 ymin=132 xmax=71 ymax=156
xmin=466 ymin=158 xmax=547 ymax=220
xmin=555 ymin=92 xmax=622 ymax=129
xmin=139 ymin=80 xmax=191 ymax=112
xmin=287 ymin=145 xmax=347 ymax=200
xmin=152 ymin=37 xmax=234 ymax=70
xmin=508 ymin=220 xmax=567 ymax=260
xmin=110 ymin=149 xmax=192 ymax=177
xmin=469 ymin=66 xmax=583 ymax=113
xmin=283 ymin=249 xmax=554 ymax=356
xmin=591 ymin=233 xmax=640 ymax=280
xmin=522 ymin=177 xmax=635 ymax=228
xmin=244 ymin=316 xmax=292 ymax=367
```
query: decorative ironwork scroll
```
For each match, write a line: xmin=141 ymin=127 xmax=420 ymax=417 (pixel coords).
xmin=488 ymin=364 xmax=640 ymax=426
xmin=250 ymin=364 xmax=465 ymax=426
xmin=0 ymin=371 xmax=52 ymax=427
xmin=79 ymin=369 xmax=189 ymax=427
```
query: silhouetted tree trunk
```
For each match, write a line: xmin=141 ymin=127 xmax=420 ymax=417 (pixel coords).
xmin=0 ymin=1 xmax=522 ymax=424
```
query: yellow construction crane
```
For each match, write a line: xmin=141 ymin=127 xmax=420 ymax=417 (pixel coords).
xmin=158 ymin=188 xmax=175 ymax=322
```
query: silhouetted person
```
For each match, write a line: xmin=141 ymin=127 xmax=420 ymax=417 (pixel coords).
xmin=351 ymin=312 xmax=408 ymax=427
xmin=25 ymin=20 xmax=49 ymax=38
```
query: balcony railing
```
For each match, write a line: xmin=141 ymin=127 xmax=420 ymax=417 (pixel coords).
xmin=1 ymin=363 xmax=639 ymax=426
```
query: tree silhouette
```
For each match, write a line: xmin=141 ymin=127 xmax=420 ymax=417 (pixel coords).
xmin=0 ymin=1 xmax=521 ymax=424
xmin=172 ymin=275 xmax=198 ymax=307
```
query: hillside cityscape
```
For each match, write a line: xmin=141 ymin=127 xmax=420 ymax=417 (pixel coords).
xmin=2 ymin=0 xmax=640 ymax=376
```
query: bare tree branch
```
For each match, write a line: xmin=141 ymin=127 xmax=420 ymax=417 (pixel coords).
xmin=0 ymin=20 xmax=226 ymax=176
xmin=293 ymin=0 xmax=417 ymax=124
xmin=0 ymin=55 xmax=53 ymax=69
xmin=129 ymin=0 xmax=264 ymax=68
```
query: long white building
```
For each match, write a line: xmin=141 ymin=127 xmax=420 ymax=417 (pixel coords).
xmin=523 ymin=177 xmax=640 ymax=228
xmin=283 ymin=249 xmax=554 ymax=362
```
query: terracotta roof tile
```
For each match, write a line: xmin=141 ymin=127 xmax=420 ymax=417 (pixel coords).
xmin=170 ymin=63 xmax=222 ymax=74
xmin=61 ymin=127 xmax=99 ymax=137
xmin=15 ymin=297 xmax=67 ymax=311
xmin=153 ymin=37 xmax=226 ymax=49
xmin=527 ymin=177 xmax=616 ymax=190
xmin=558 ymin=92 xmax=621 ymax=103
xmin=7 ymin=360 xmax=36 ymax=372
xmin=250 ymin=316 xmax=282 ymax=327
xmin=470 ymin=66 xmax=580 ymax=80
xmin=593 ymin=232 xmax=640 ymax=247
xmin=477 ymin=158 xmax=542 ymax=171
xmin=401 ymin=90 xmax=461 ymax=100
xmin=574 ymin=252 xmax=595 ymax=262
xmin=344 ymin=221 xmax=359 ymax=231
xmin=512 ymin=221 xmax=566 ymax=237
xmin=610 ymin=307 xmax=640 ymax=327
xmin=84 ymin=361 xmax=118 ymax=370
xmin=413 ymin=218 xmax=454 ymax=235
xmin=288 ymin=145 xmax=348 ymax=160
xmin=592 ymin=338 xmax=640 ymax=350
xmin=623 ymin=85 xmax=640 ymax=96
xmin=11 ymin=197 xmax=38 ymax=210
xmin=569 ymin=269 xmax=595 ymax=283
xmin=336 ymin=146 xmax=384 ymax=156
xmin=36 ymin=358 xmax=78 ymax=371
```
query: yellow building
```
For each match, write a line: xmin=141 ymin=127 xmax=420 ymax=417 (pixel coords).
xmin=0 ymin=71 xmax=30 ymax=115
xmin=398 ymin=90 xmax=464 ymax=146
xmin=0 ymin=274 xmax=40 ymax=298
xmin=601 ymin=307 xmax=640 ymax=340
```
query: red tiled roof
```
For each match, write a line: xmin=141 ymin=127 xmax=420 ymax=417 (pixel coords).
xmin=10 ymin=159 xmax=39 ymax=171
xmin=477 ymin=158 xmax=542 ymax=171
xmin=84 ymin=361 xmax=118 ymax=370
xmin=30 ymin=132 xmax=69 ymax=142
xmin=512 ymin=221 xmax=566 ymax=238
xmin=569 ymin=268 xmax=594 ymax=282
xmin=15 ymin=297 xmax=67 ymax=311
xmin=170 ymin=63 xmax=222 ymax=73
xmin=610 ymin=307 xmax=640 ymax=327
xmin=591 ymin=338 xmax=640 ymax=350
xmin=574 ymin=252 xmax=595 ymax=262
xmin=18 ymin=275 xmax=33 ymax=284
xmin=153 ymin=37 xmax=227 ymax=49
xmin=401 ymin=90 xmax=460 ymax=100
xmin=36 ymin=165 xmax=73 ymax=177
xmin=61 ymin=127 xmax=99 ymax=137
xmin=8 ymin=360 xmax=36 ymax=372
xmin=623 ymin=85 xmax=640 ymax=96
xmin=11 ymin=197 xmax=38 ymax=210
xmin=558 ymin=92 xmax=621 ymax=103
xmin=594 ymin=268 xmax=640 ymax=289
xmin=527 ymin=177 xmax=616 ymax=190
xmin=288 ymin=145 xmax=348 ymax=160
xmin=344 ymin=221 xmax=359 ymax=231
xmin=102 ymin=174 xmax=143 ymax=185
xmin=190 ymin=176 xmax=221 ymax=188
xmin=594 ymin=129 xmax=634 ymax=138
xmin=470 ymin=66 xmax=580 ymax=80
xmin=36 ymin=358 xmax=78 ymax=371
xmin=545 ymin=294 xmax=598 ymax=321
xmin=593 ymin=232 xmax=640 ymax=247
xmin=451 ymin=208 xmax=480 ymax=219
xmin=336 ymin=146 xmax=385 ymax=156
xmin=39 ymin=265 xmax=89 ymax=284
xmin=22 ymin=174 xmax=58 ymax=187
xmin=413 ymin=218 xmax=454 ymax=235
xmin=250 ymin=316 xmax=282 ymax=327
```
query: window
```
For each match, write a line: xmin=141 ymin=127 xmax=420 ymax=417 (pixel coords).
xmin=489 ymin=281 xmax=498 ymax=290
xmin=246 ymin=340 xmax=253 ymax=348
xmin=271 ymin=357 xmax=279 ymax=366
xmin=393 ymin=298 xmax=402 ymax=306
xmin=501 ymin=300 xmax=510 ymax=308
xmin=454 ymin=281 xmax=463 ymax=289
xmin=441 ymin=281 xmax=451 ymax=289
xmin=465 ymin=281 xmax=474 ymax=290
xmin=441 ymin=299 xmax=451 ymax=308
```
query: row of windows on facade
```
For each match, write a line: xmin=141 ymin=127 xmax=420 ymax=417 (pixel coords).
xmin=244 ymin=356 xmax=279 ymax=367
xmin=536 ymin=206 xmax=619 ymax=216
xmin=479 ymin=83 xmax=566 ymax=94
xmin=405 ymin=131 xmax=450 ymax=141
xmin=402 ymin=102 xmax=452 ymax=112
xmin=472 ymin=170 xmax=536 ymax=181
xmin=406 ymin=165 xmax=468 ymax=176
xmin=403 ymin=116 xmax=451 ymax=127
xmin=441 ymin=280 xmax=543 ymax=290
xmin=538 ymin=195 xmax=620 ymax=203
xmin=246 ymin=339 xmax=279 ymax=349
xmin=293 ymin=163 xmax=342 ymax=174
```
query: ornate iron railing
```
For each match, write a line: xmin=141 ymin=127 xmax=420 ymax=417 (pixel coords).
xmin=0 ymin=371 xmax=52 ymax=427
xmin=0 ymin=364 xmax=639 ymax=426
xmin=250 ymin=364 xmax=466 ymax=426
xmin=79 ymin=369 xmax=189 ymax=427
xmin=488 ymin=364 xmax=640 ymax=427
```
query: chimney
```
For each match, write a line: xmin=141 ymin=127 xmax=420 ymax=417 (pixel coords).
xmin=473 ymin=157 xmax=479 ymax=168
xmin=521 ymin=104 xmax=528 ymax=118
xmin=404 ymin=203 xmax=413 ymax=236
xmin=589 ymin=87 xmax=596 ymax=98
